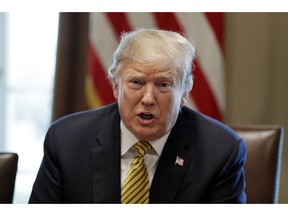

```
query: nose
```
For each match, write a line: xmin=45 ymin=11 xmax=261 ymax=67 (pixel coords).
xmin=141 ymin=84 xmax=155 ymax=106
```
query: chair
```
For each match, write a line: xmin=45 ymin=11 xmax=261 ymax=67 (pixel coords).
xmin=0 ymin=152 xmax=19 ymax=203
xmin=230 ymin=125 xmax=284 ymax=203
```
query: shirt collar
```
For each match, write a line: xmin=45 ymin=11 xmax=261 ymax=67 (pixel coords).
xmin=120 ymin=120 xmax=170 ymax=157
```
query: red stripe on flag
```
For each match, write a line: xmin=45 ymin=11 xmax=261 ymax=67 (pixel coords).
xmin=153 ymin=12 xmax=183 ymax=32
xmin=204 ymin=13 xmax=224 ymax=51
xmin=153 ymin=12 xmax=223 ymax=121
xmin=191 ymin=61 xmax=223 ymax=120
xmin=88 ymin=42 xmax=115 ymax=105
xmin=87 ymin=12 xmax=132 ymax=107
xmin=106 ymin=13 xmax=132 ymax=37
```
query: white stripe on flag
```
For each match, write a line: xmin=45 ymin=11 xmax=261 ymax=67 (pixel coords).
xmin=176 ymin=13 xmax=225 ymax=112
xmin=127 ymin=13 xmax=156 ymax=29
xmin=89 ymin=13 xmax=118 ymax=74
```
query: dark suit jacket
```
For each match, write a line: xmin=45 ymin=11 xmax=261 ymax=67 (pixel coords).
xmin=29 ymin=103 xmax=246 ymax=203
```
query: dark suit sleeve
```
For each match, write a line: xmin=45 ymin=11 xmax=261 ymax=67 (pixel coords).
xmin=208 ymin=138 xmax=247 ymax=203
xmin=29 ymin=126 xmax=64 ymax=203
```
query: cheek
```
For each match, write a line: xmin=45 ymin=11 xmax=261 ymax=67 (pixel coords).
xmin=158 ymin=96 xmax=177 ymax=116
xmin=114 ymin=84 xmax=129 ymax=101
xmin=160 ymin=93 xmax=182 ymax=117
xmin=168 ymin=92 xmax=182 ymax=107
xmin=118 ymin=86 xmax=141 ymax=106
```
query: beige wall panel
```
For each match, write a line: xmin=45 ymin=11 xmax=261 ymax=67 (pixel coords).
xmin=225 ymin=13 xmax=288 ymax=203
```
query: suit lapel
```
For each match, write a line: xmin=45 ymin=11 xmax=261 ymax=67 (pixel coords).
xmin=150 ymin=109 xmax=197 ymax=203
xmin=88 ymin=105 xmax=198 ymax=203
xmin=90 ymin=105 xmax=121 ymax=203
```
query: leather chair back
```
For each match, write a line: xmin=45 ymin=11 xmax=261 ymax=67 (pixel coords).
xmin=0 ymin=153 xmax=19 ymax=203
xmin=231 ymin=125 xmax=284 ymax=203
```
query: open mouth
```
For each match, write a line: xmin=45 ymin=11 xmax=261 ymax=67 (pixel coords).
xmin=139 ymin=113 xmax=154 ymax=120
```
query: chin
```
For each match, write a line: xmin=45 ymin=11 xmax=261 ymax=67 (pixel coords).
xmin=135 ymin=130 xmax=162 ymax=142
xmin=133 ymin=131 xmax=153 ymax=141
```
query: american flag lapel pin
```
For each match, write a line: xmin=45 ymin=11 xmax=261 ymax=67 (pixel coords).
xmin=175 ymin=156 xmax=184 ymax=166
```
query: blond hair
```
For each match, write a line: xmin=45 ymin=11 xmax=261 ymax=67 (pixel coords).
xmin=108 ymin=28 xmax=195 ymax=92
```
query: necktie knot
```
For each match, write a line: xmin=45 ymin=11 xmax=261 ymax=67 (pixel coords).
xmin=134 ymin=141 xmax=152 ymax=157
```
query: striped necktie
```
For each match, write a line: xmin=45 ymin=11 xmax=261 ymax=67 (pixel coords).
xmin=121 ymin=141 xmax=152 ymax=204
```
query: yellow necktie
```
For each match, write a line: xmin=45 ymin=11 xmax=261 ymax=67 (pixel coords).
xmin=121 ymin=141 xmax=152 ymax=204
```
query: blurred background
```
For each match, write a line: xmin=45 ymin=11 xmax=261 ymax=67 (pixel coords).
xmin=0 ymin=12 xmax=287 ymax=203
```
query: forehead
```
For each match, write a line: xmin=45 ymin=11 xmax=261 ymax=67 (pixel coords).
xmin=117 ymin=61 xmax=178 ymax=78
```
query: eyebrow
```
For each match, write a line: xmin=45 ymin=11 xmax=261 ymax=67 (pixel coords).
xmin=125 ymin=68 xmax=176 ymax=78
xmin=125 ymin=69 xmax=144 ymax=77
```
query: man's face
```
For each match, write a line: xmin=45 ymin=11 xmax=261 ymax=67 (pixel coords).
xmin=113 ymin=61 xmax=187 ymax=141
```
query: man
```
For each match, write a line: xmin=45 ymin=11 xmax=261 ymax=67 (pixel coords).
xmin=29 ymin=28 xmax=246 ymax=203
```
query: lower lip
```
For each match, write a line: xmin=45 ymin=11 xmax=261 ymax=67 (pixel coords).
xmin=137 ymin=116 xmax=154 ymax=125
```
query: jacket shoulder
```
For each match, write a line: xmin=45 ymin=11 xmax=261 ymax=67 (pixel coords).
xmin=51 ymin=103 xmax=119 ymax=129
xmin=180 ymin=106 xmax=241 ymax=142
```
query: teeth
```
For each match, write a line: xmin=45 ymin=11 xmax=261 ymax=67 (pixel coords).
xmin=140 ymin=113 xmax=153 ymax=119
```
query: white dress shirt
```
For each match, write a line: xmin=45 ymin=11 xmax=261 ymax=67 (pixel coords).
xmin=120 ymin=121 xmax=170 ymax=187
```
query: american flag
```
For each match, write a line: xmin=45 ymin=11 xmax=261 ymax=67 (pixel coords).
xmin=86 ymin=13 xmax=224 ymax=121
xmin=175 ymin=156 xmax=185 ymax=167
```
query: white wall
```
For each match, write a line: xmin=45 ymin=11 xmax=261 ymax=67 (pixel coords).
xmin=0 ymin=13 xmax=7 ymax=151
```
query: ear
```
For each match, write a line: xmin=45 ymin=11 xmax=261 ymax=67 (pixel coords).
xmin=180 ymin=77 xmax=193 ymax=107
xmin=180 ymin=91 xmax=188 ymax=107
xmin=112 ymin=79 xmax=119 ymax=99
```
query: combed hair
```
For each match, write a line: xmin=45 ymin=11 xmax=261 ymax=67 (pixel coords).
xmin=108 ymin=28 xmax=196 ymax=93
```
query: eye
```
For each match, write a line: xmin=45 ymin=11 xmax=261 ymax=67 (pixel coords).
xmin=159 ymin=82 xmax=171 ymax=88
xmin=157 ymin=81 xmax=173 ymax=92
xmin=128 ymin=78 xmax=143 ymax=89
xmin=131 ymin=79 xmax=141 ymax=85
